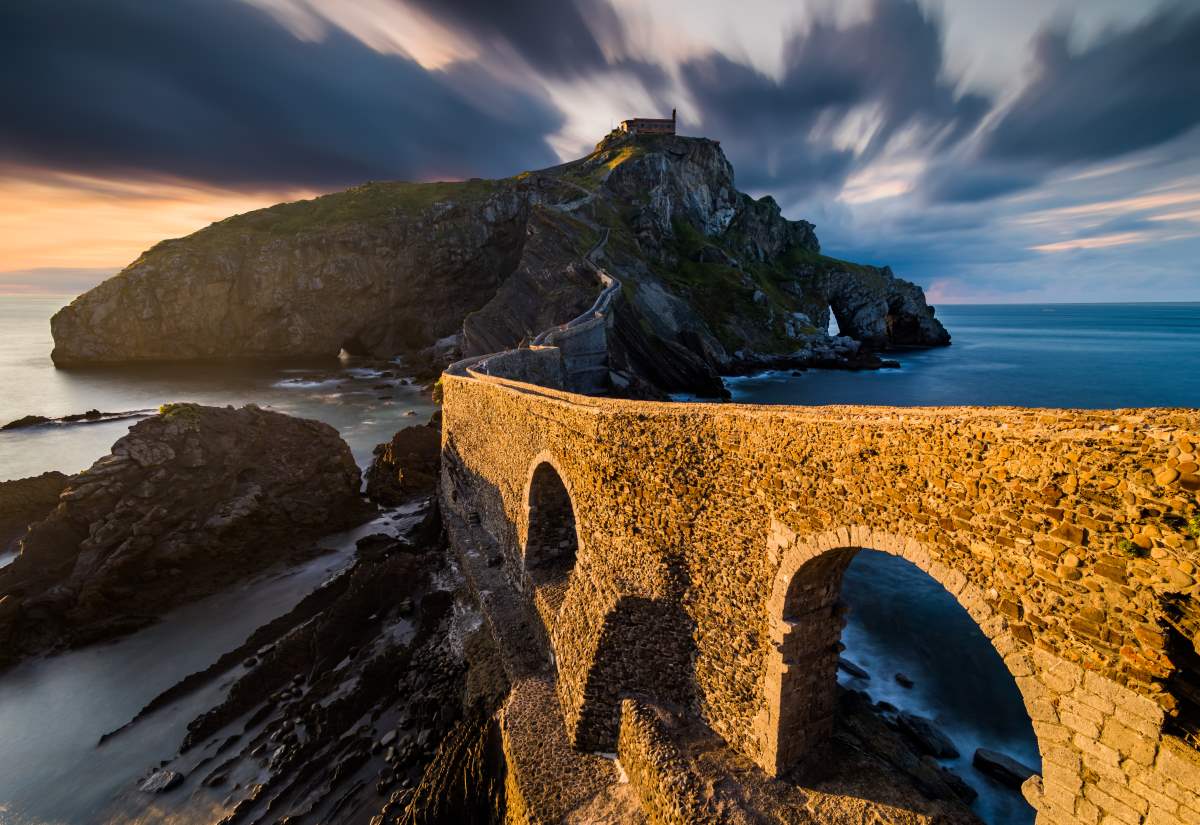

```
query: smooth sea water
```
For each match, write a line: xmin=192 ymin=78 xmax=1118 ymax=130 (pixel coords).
xmin=730 ymin=302 xmax=1200 ymax=407
xmin=0 ymin=296 xmax=437 ymax=482
xmin=731 ymin=302 xmax=1199 ymax=825
xmin=0 ymin=298 xmax=1196 ymax=824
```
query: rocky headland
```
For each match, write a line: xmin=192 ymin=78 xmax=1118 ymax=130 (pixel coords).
xmin=50 ymin=132 xmax=948 ymax=397
xmin=0 ymin=403 xmax=370 ymax=671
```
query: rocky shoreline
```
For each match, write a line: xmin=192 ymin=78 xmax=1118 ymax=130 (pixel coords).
xmin=96 ymin=410 xmax=510 ymax=824
xmin=0 ymin=403 xmax=369 ymax=672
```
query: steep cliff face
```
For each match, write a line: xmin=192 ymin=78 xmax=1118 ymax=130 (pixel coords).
xmin=51 ymin=181 xmax=529 ymax=364
xmin=51 ymin=131 xmax=948 ymax=394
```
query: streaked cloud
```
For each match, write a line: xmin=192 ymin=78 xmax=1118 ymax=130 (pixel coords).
xmin=1 ymin=0 xmax=1198 ymax=301
xmin=0 ymin=0 xmax=563 ymax=190
xmin=1031 ymin=232 xmax=1152 ymax=253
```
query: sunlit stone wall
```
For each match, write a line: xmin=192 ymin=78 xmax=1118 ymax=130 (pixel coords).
xmin=440 ymin=367 xmax=1200 ymax=824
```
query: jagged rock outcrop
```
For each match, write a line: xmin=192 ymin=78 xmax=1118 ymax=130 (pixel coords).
xmin=0 ymin=403 xmax=369 ymax=670
xmin=113 ymin=419 xmax=509 ymax=825
xmin=52 ymin=131 xmax=949 ymax=395
xmin=365 ymin=412 xmax=442 ymax=506
xmin=0 ymin=471 xmax=69 ymax=554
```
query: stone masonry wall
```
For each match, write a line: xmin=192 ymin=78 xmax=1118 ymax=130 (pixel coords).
xmin=617 ymin=698 xmax=720 ymax=825
xmin=439 ymin=368 xmax=1200 ymax=824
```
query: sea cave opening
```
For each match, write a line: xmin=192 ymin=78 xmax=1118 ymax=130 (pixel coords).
xmin=338 ymin=335 xmax=370 ymax=358
xmin=774 ymin=547 xmax=1041 ymax=825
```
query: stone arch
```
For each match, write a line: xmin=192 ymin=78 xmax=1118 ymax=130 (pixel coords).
xmin=756 ymin=524 xmax=1046 ymax=791
xmin=522 ymin=453 xmax=581 ymax=602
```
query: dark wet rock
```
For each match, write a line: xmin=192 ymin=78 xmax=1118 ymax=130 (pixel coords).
xmin=139 ymin=769 xmax=184 ymax=793
xmin=1 ymin=414 xmax=52 ymax=430
xmin=356 ymin=533 xmax=400 ymax=559
xmin=837 ymin=657 xmax=870 ymax=680
xmin=62 ymin=408 xmax=103 ymax=422
xmin=895 ymin=672 xmax=915 ymax=688
xmin=365 ymin=412 xmax=441 ymax=505
xmin=897 ymin=712 xmax=960 ymax=758
xmin=973 ymin=748 xmax=1038 ymax=789
xmin=835 ymin=689 xmax=979 ymax=808
xmin=0 ymin=404 xmax=370 ymax=672
xmin=2 ymin=410 xmax=152 ymax=430
xmin=115 ymin=489 xmax=498 ymax=825
xmin=937 ymin=766 xmax=978 ymax=804
xmin=0 ymin=471 xmax=69 ymax=554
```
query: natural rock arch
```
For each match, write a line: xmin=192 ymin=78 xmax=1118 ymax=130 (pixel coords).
xmin=756 ymin=524 xmax=1045 ymax=793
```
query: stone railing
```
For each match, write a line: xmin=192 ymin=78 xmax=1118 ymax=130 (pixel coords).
xmin=452 ymin=229 xmax=619 ymax=395
xmin=439 ymin=366 xmax=1200 ymax=825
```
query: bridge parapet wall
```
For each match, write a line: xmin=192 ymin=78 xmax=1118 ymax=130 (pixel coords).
xmin=440 ymin=371 xmax=1200 ymax=823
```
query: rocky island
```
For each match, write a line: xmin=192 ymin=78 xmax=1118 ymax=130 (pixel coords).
xmin=50 ymin=131 xmax=948 ymax=397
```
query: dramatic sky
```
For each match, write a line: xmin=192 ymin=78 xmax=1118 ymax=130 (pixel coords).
xmin=3 ymin=0 xmax=1199 ymax=301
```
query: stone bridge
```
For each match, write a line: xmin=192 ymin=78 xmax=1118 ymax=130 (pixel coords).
xmin=439 ymin=359 xmax=1200 ymax=824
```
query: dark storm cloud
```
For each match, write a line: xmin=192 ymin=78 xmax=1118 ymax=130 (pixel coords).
xmin=401 ymin=0 xmax=670 ymax=91
xmin=919 ymin=162 xmax=1044 ymax=204
xmin=923 ymin=4 xmax=1200 ymax=204
xmin=403 ymin=0 xmax=613 ymax=77
xmin=983 ymin=6 xmax=1200 ymax=165
xmin=0 ymin=0 xmax=564 ymax=189
xmin=681 ymin=0 xmax=989 ymax=194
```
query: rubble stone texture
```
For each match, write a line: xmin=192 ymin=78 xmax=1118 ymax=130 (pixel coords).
xmin=440 ymin=366 xmax=1200 ymax=825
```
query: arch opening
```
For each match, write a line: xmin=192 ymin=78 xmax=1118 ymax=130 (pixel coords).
xmin=768 ymin=545 xmax=1041 ymax=825
xmin=524 ymin=462 xmax=578 ymax=590
xmin=339 ymin=335 xmax=370 ymax=358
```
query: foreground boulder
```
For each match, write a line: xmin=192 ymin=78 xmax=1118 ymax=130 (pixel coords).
xmin=365 ymin=412 xmax=441 ymax=505
xmin=0 ymin=471 xmax=69 ymax=554
xmin=0 ymin=403 xmax=370 ymax=670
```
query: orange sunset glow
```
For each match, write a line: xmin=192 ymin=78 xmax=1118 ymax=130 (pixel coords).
xmin=0 ymin=172 xmax=314 ymax=273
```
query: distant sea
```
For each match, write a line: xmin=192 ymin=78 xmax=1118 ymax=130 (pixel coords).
xmin=728 ymin=302 xmax=1200 ymax=407
xmin=0 ymin=296 xmax=1196 ymax=825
